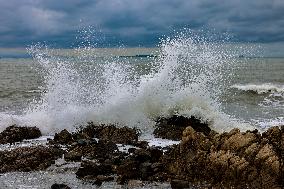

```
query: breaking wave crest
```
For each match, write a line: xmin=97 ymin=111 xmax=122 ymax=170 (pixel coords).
xmin=232 ymin=83 xmax=284 ymax=94
xmin=0 ymin=32 xmax=255 ymax=134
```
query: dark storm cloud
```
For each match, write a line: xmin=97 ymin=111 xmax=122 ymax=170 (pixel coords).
xmin=0 ymin=0 xmax=283 ymax=47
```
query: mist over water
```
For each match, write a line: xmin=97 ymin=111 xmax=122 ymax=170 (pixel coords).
xmin=1 ymin=31 xmax=282 ymax=134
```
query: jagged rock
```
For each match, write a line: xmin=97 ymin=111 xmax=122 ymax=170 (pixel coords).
xmin=51 ymin=183 xmax=71 ymax=189
xmin=162 ymin=125 xmax=284 ymax=188
xmin=153 ymin=115 xmax=211 ymax=140
xmin=73 ymin=123 xmax=139 ymax=145
xmin=0 ymin=146 xmax=63 ymax=173
xmin=0 ymin=125 xmax=41 ymax=144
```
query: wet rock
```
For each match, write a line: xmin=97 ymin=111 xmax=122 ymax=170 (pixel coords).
xmin=161 ymin=125 xmax=284 ymax=188
xmin=0 ymin=146 xmax=63 ymax=173
xmin=76 ymin=160 xmax=113 ymax=179
xmin=64 ymin=150 xmax=82 ymax=162
xmin=0 ymin=125 xmax=41 ymax=144
xmin=51 ymin=183 xmax=71 ymax=189
xmin=132 ymin=140 xmax=149 ymax=149
xmin=64 ymin=139 xmax=118 ymax=162
xmin=170 ymin=179 xmax=190 ymax=189
xmin=153 ymin=115 xmax=211 ymax=140
xmin=117 ymin=160 xmax=139 ymax=179
xmin=93 ymin=125 xmax=139 ymax=144
xmin=220 ymin=130 xmax=259 ymax=152
xmin=73 ymin=123 xmax=140 ymax=145
xmin=50 ymin=129 xmax=74 ymax=145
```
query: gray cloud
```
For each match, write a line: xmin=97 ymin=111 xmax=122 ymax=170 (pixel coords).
xmin=0 ymin=0 xmax=283 ymax=47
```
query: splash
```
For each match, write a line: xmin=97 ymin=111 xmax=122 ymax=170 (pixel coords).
xmin=0 ymin=31 xmax=255 ymax=134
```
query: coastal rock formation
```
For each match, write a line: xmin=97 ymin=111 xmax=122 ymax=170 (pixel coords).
xmin=153 ymin=115 xmax=211 ymax=140
xmin=1 ymin=116 xmax=282 ymax=188
xmin=76 ymin=123 xmax=139 ymax=144
xmin=50 ymin=123 xmax=139 ymax=145
xmin=0 ymin=125 xmax=41 ymax=144
xmin=162 ymin=125 xmax=284 ymax=188
xmin=0 ymin=146 xmax=63 ymax=172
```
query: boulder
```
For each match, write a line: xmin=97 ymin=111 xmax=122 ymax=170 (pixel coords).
xmin=153 ymin=115 xmax=211 ymax=140
xmin=0 ymin=125 xmax=41 ymax=144
xmin=50 ymin=129 xmax=74 ymax=145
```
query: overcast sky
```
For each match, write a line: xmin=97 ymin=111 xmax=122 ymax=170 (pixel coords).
xmin=1 ymin=0 xmax=284 ymax=47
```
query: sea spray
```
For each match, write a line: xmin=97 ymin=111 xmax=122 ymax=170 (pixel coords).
xmin=0 ymin=31 xmax=255 ymax=134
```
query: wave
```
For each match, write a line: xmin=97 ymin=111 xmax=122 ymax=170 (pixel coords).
xmin=0 ymin=32 xmax=255 ymax=134
xmin=231 ymin=83 xmax=284 ymax=94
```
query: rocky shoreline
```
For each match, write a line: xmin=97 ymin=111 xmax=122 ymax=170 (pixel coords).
xmin=0 ymin=116 xmax=283 ymax=189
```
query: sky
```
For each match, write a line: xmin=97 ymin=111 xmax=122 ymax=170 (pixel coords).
xmin=0 ymin=0 xmax=284 ymax=47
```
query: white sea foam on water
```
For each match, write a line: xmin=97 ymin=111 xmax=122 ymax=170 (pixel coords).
xmin=231 ymin=83 xmax=284 ymax=94
xmin=0 ymin=32 xmax=257 ymax=134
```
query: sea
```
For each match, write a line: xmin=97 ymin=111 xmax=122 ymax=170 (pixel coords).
xmin=0 ymin=34 xmax=283 ymax=188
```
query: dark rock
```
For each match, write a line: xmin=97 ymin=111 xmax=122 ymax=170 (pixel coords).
xmin=133 ymin=149 xmax=151 ymax=163
xmin=128 ymin=147 xmax=136 ymax=153
xmin=0 ymin=125 xmax=41 ymax=144
xmin=132 ymin=141 xmax=149 ymax=149
xmin=94 ymin=125 xmax=139 ymax=144
xmin=50 ymin=129 xmax=74 ymax=145
xmin=116 ymin=160 xmax=139 ymax=179
xmin=140 ymin=162 xmax=152 ymax=180
xmin=96 ymin=175 xmax=114 ymax=182
xmin=0 ymin=146 xmax=63 ymax=173
xmin=170 ymin=179 xmax=190 ymax=189
xmin=74 ymin=123 xmax=139 ymax=145
xmin=64 ymin=150 xmax=82 ymax=162
xmin=51 ymin=183 xmax=71 ymax=189
xmin=76 ymin=160 xmax=113 ymax=179
xmin=153 ymin=115 xmax=211 ymax=140
xmin=92 ymin=179 xmax=102 ymax=186
xmin=148 ymin=147 xmax=163 ymax=162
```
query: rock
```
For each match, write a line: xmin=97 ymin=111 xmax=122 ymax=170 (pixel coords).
xmin=153 ymin=115 xmax=211 ymax=140
xmin=50 ymin=129 xmax=74 ymax=145
xmin=64 ymin=150 xmax=82 ymax=162
xmin=161 ymin=125 xmax=284 ymax=188
xmin=93 ymin=125 xmax=139 ymax=144
xmin=73 ymin=123 xmax=140 ymax=145
xmin=96 ymin=175 xmax=114 ymax=182
xmin=76 ymin=160 xmax=113 ymax=179
xmin=0 ymin=125 xmax=41 ymax=144
xmin=220 ymin=130 xmax=258 ymax=152
xmin=132 ymin=141 xmax=149 ymax=149
xmin=0 ymin=146 xmax=63 ymax=173
xmin=51 ymin=183 xmax=71 ymax=189
xmin=170 ymin=179 xmax=190 ymax=189
xmin=116 ymin=160 xmax=139 ymax=179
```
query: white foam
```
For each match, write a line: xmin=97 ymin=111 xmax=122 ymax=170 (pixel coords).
xmin=232 ymin=83 xmax=284 ymax=94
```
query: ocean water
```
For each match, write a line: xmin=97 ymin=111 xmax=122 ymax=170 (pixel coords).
xmin=0 ymin=38 xmax=283 ymax=135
